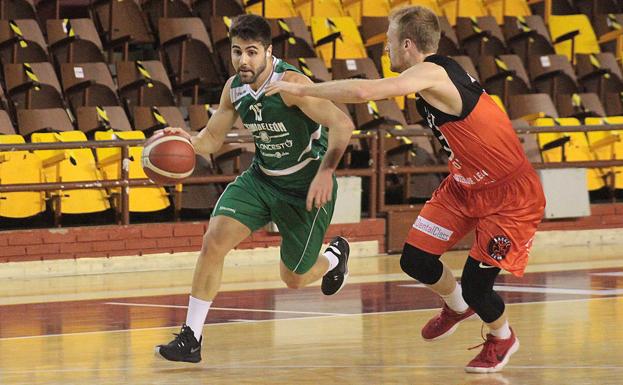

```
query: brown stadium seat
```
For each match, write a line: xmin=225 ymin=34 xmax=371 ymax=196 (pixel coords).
xmin=575 ymin=0 xmax=621 ymax=22
xmin=180 ymin=153 xmax=223 ymax=216
xmin=284 ymin=57 xmax=331 ymax=82
xmin=158 ymin=17 xmax=225 ymax=103
xmin=555 ymin=93 xmax=606 ymax=120
xmin=269 ymin=17 xmax=316 ymax=59
xmin=90 ymin=0 xmax=154 ymax=48
xmin=132 ymin=105 xmax=187 ymax=135
xmin=142 ymin=0 xmax=192 ymax=33
xmin=206 ymin=16 xmax=236 ymax=77
xmin=193 ymin=0 xmax=245 ymax=21
xmin=59 ymin=62 xmax=119 ymax=112
xmin=0 ymin=19 xmax=47 ymax=64
xmin=528 ymin=54 xmax=579 ymax=99
xmin=4 ymin=62 xmax=65 ymax=110
xmin=187 ymin=104 xmax=210 ymax=132
xmin=508 ymin=93 xmax=558 ymax=121
xmin=16 ymin=108 xmax=74 ymax=136
xmin=46 ymin=18 xmax=106 ymax=64
xmin=76 ymin=106 xmax=132 ymax=136
xmin=116 ymin=60 xmax=176 ymax=110
xmin=503 ymin=15 xmax=554 ymax=66
xmin=478 ymin=54 xmax=531 ymax=106
xmin=449 ymin=55 xmax=480 ymax=83
xmin=576 ymin=53 xmax=623 ymax=104
xmin=0 ymin=0 xmax=37 ymax=20
xmin=331 ymin=57 xmax=379 ymax=80
xmin=455 ymin=16 xmax=506 ymax=63
xmin=591 ymin=14 xmax=623 ymax=61
xmin=529 ymin=0 xmax=576 ymax=17
xmin=359 ymin=16 xmax=388 ymax=73
xmin=0 ymin=109 xmax=15 ymax=134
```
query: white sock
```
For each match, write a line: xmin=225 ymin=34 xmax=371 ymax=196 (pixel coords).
xmin=490 ymin=320 xmax=511 ymax=339
xmin=440 ymin=283 xmax=469 ymax=313
xmin=322 ymin=247 xmax=340 ymax=273
xmin=185 ymin=295 xmax=212 ymax=341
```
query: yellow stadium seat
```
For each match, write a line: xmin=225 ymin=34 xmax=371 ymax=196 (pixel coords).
xmin=246 ymin=0 xmax=297 ymax=18
xmin=310 ymin=16 xmax=367 ymax=67
xmin=439 ymin=0 xmax=487 ymax=26
xmin=585 ymin=116 xmax=623 ymax=190
xmin=295 ymin=0 xmax=345 ymax=25
xmin=343 ymin=0 xmax=391 ymax=25
xmin=485 ymin=0 xmax=531 ymax=25
xmin=381 ymin=54 xmax=416 ymax=109
xmin=32 ymin=131 xmax=110 ymax=214
xmin=533 ymin=117 xmax=605 ymax=191
xmin=0 ymin=134 xmax=45 ymax=219
xmin=390 ymin=0 xmax=442 ymax=15
xmin=549 ymin=15 xmax=600 ymax=61
xmin=94 ymin=131 xmax=170 ymax=213
xmin=490 ymin=94 xmax=507 ymax=114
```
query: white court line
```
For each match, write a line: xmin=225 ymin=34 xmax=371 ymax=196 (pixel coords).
xmin=1 ymin=364 xmax=621 ymax=375
xmin=399 ymin=284 xmax=623 ymax=296
xmin=591 ymin=271 xmax=623 ymax=277
xmin=104 ymin=301 xmax=350 ymax=316
xmin=1 ymin=296 xmax=621 ymax=341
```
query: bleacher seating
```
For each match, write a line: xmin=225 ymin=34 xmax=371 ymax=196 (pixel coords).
xmin=0 ymin=0 xmax=623 ymax=227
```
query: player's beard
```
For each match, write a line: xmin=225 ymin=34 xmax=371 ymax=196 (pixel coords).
xmin=239 ymin=59 xmax=268 ymax=84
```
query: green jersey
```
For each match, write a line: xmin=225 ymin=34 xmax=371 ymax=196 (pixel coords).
xmin=229 ymin=57 xmax=328 ymax=203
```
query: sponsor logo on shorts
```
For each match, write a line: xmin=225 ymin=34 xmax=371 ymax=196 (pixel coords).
xmin=488 ymin=235 xmax=511 ymax=261
xmin=219 ymin=207 xmax=236 ymax=214
xmin=412 ymin=216 xmax=453 ymax=241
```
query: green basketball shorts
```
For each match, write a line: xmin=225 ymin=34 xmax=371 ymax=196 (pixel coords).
xmin=212 ymin=169 xmax=337 ymax=274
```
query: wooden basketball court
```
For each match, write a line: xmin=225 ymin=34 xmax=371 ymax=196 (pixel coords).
xmin=1 ymin=245 xmax=622 ymax=385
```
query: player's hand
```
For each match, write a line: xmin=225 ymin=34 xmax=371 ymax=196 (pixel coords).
xmin=161 ymin=127 xmax=192 ymax=141
xmin=265 ymin=81 xmax=306 ymax=97
xmin=306 ymin=169 xmax=333 ymax=212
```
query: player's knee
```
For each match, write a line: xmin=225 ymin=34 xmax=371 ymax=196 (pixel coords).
xmin=400 ymin=243 xmax=443 ymax=285
xmin=281 ymin=272 xmax=305 ymax=289
xmin=200 ymin=230 xmax=228 ymax=258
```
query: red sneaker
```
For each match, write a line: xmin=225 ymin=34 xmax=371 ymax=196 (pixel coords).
xmin=465 ymin=327 xmax=520 ymax=373
xmin=421 ymin=304 xmax=477 ymax=341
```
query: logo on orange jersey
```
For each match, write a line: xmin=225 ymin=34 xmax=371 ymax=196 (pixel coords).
xmin=488 ymin=235 xmax=511 ymax=261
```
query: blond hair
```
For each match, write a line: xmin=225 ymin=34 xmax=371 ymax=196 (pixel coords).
xmin=389 ymin=5 xmax=440 ymax=54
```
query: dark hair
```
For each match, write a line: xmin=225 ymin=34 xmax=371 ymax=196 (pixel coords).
xmin=389 ymin=6 xmax=440 ymax=53
xmin=229 ymin=14 xmax=272 ymax=48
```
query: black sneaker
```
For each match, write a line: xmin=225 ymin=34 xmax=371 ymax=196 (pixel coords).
xmin=321 ymin=236 xmax=350 ymax=295
xmin=155 ymin=324 xmax=202 ymax=363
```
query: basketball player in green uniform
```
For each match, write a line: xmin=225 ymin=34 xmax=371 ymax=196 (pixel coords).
xmin=156 ymin=14 xmax=355 ymax=363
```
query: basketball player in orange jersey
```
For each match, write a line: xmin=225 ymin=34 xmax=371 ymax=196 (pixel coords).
xmin=267 ymin=5 xmax=545 ymax=373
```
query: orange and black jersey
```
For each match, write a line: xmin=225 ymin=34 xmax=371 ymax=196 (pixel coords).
xmin=415 ymin=54 xmax=530 ymax=190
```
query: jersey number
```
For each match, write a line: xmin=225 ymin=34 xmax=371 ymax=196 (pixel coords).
xmin=250 ymin=103 xmax=263 ymax=121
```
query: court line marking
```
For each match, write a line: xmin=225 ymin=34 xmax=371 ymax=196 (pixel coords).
xmin=1 ymin=296 xmax=620 ymax=341
xmin=399 ymin=284 xmax=623 ymax=296
xmin=591 ymin=271 xmax=623 ymax=277
xmin=104 ymin=301 xmax=350 ymax=316
xmin=1 ymin=364 xmax=621 ymax=375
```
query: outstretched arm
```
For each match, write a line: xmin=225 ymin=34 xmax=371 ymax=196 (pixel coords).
xmin=164 ymin=77 xmax=238 ymax=158
xmin=280 ymin=71 xmax=356 ymax=211
xmin=265 ymin=62 xmax=444 ymax=103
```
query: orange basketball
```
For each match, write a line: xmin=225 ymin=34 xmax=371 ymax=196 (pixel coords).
xmin=141 ymin=131 xmax=195 ymax=185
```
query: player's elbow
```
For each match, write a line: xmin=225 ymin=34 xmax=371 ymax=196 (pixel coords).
xmin=354 ymin=86 xmax=373 ymax=101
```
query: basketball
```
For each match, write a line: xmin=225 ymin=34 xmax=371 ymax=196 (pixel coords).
xmin=141 ymin=130 xmax=196 ymax=185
